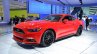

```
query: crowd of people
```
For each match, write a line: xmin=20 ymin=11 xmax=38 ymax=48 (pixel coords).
xmin=8 ymin=15 xmax=40 ymax=25
xmin=8 ymin=15 xmax=26 ymax=25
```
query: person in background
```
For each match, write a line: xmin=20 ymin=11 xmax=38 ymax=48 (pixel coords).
xmin=14 ymin=16 xmax=19 ymax=25
xmin=26 ymin=16 xmax=33 ymax=21
xmin=35 ymin=17 xmax=40 ymax=20
xmin=0 ymin=16 xmax=3 ymax=22
xmin=1 ymin=16 xmax=3 ymax=21
xmin=13 ymin=17 xmax=15 ymax=24
xmin=85 ymin=16 xmax=90 ymax=30
xmin=8 ymin=18 xmax=12 ymax=25
xmin=20 ymin=15 xmax=25 ymax=22
xmin=89 ymin=18 xmax=93 ymax=22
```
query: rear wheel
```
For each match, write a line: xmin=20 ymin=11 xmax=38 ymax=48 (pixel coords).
xmin=75 ymin=26 xmax=83 ymax=36
xmin=40 ymin=30 xmax=55 ymax=47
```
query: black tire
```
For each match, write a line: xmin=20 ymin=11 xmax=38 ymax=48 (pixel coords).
xmin=75 ymin=26 xmax=83 ymax=36
xmin=40 ymin=30 xmax=55 ymax=47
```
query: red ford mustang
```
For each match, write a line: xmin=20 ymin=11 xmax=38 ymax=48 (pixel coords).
xmin=13 ymin=14 xmax=84 ymax=47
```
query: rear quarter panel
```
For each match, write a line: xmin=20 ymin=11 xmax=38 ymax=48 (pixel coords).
xmin=74 ymin=19 xmax=84 ymax=31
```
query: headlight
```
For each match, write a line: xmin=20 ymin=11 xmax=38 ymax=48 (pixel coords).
xmin=28 ymin=28 xmax=41 ymax=32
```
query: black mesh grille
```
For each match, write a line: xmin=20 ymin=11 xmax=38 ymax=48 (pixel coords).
xmin=13 ymin=27 xmax=25 ymax=34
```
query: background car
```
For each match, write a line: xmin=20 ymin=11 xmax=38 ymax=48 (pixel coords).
xmin=13 ymin=14 xmax=84 ymax=47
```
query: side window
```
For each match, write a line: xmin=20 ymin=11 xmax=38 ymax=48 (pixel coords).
xmin=72 ymin=16 xmax=76 ymax=20
xmin=68 ymin=16 xmax=72 ymax=21
xmin=62 ymin=16 xmax=72 ymax=21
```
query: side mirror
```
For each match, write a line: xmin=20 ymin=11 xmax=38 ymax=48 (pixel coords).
xmin=63 ymin=19 xmax=68 ymax=24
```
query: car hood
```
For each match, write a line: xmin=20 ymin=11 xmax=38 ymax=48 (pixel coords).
xmin=15 ymin=20 xmax=52 ymax=29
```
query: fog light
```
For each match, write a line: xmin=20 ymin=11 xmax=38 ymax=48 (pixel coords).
xmin=27 ymin=39 xmax=36 ymax=42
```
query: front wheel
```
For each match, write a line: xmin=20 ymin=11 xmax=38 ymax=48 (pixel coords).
xmin=40 ymin=30 xmax=55 ymax=47
xmin=75 ymin=26 xmax=83 ymax=36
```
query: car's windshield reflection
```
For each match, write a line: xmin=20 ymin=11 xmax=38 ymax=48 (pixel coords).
xmin=41 ymin=15 xmax=62 ymax=22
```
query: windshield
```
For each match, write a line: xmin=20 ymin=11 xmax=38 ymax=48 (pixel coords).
xmin=41 ymin=15 xmax=62 ymax=22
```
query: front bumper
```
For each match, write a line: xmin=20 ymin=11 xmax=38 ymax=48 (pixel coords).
xmin=13 ymin=30 xmax=43 ymax=45
xmin=13 ymin=35 xmax=37 ymax=45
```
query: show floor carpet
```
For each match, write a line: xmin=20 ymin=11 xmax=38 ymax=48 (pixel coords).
xmin=0 ymin=30 xmax=97 ymax=54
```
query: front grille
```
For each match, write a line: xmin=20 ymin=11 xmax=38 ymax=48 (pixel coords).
xmin=13 ymin=27 xmax=25 ymax=34
xmin=27 ymin=39 xmax=36 ymax=42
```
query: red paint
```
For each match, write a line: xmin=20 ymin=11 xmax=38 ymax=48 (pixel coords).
xmin=13 ymin=14 xmax=84 ymax=45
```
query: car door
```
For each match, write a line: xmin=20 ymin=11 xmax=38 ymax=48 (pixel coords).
xmin=57 ymin=16 xmax=75 ymax=37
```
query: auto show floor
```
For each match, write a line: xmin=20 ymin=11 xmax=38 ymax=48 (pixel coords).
xmin=0 ymin=30 xmax=97 ymax=54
